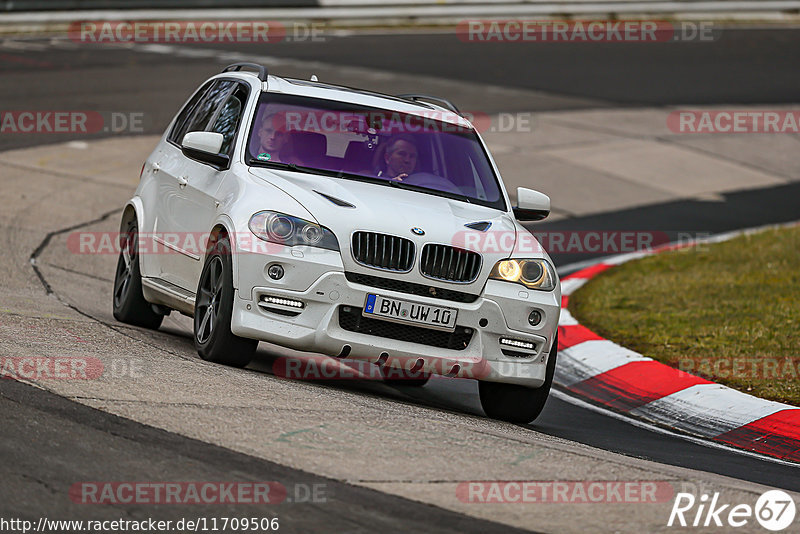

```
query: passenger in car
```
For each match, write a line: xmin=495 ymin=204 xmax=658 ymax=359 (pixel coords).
xmin=373 ymin=134 xmax=418 ymax=181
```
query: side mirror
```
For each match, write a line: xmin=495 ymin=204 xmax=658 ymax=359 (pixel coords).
xmin=181 ymin=131 xmax=229 ymax=170
xmin=513 ymin=187 xmax=550 ymax=221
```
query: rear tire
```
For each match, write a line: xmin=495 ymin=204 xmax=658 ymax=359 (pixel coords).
xmin=194 ymin=236 xmax=257 ymax=368
xmin=479 ymin=335 xmax=558 ymax=424
xmin=112 ymin=220 xmax=164 ymax=330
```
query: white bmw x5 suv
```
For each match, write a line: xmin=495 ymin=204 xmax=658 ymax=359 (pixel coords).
xmin=113 ymin=63 xmax=561 ymax=423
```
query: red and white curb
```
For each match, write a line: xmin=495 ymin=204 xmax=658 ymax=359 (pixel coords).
xmin=554 ymin=222 xmax=800 ymax=463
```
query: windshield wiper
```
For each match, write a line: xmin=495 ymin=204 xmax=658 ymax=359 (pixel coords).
xmin=327 ymin=173 xmax=469 ymax=204
xmin=386 ymin=179 xmax=473 ymax=204
xmin=248 ymin=159 xmax=380 ymax=183
xmin=248 ymin=159 xmax=325 ymax=175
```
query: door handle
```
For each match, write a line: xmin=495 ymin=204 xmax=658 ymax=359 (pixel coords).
xmin=177 ymin=175 xmax=188 ymax=188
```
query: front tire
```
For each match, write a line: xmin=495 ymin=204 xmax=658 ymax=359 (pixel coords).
xmin=194 ymin=236 xmax=257 ymax=368
xmin=479 ymin=335 xmax=558 ymax=424
xmin=112 ymin=220 xmax=164 ymax=330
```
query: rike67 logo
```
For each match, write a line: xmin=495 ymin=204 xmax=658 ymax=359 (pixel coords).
xmin=668 ymin=490 xmax=796 ymax=531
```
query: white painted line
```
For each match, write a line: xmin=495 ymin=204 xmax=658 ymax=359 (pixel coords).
xmin=135 ymin=43 xmax=176 ymax=54
xmin=171 ymin=48 xmax=219 ymax=58
xmin=0 ymin=38 xmax=48 ymax=50
xmin=48 ymin=37 xmax=79 ymax=49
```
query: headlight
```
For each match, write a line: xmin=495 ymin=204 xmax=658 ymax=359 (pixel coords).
xmin=248 ymin=211 xmax=339 ymax=251
xmin=489 ymin=259 xmax=556 ymax=291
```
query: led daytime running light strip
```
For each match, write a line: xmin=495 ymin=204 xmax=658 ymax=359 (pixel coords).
xmin=499 ymin=338 xmax=536 ymax=350
xmin=261 ymin=296 xmax=305 ymax=309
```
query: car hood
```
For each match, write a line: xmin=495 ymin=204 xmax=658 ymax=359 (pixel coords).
xmin=249 ymin=167 xmax=525 ymax=291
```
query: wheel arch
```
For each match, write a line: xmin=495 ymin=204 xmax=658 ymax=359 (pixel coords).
xmin=119 ymin=198 xmax=156 ymax=278
xmin=119 ymin=199 xmax=143 ymax=234
xmin=204 ymin=215 xmax=240 ymax=291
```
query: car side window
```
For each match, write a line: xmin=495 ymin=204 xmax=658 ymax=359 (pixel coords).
xmin=167 ymin=81 xmax=214 ymax=145
xmin=209 ymin=85 xmax=247 ymax=156
xmin=186 ymin=80 xmax=236 ymax=137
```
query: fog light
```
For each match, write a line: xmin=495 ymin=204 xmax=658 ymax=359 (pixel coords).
xmin=528 ymin=310 xmax=542 ymax=326
xmin=267 ymin=264 xmax=284 ymax=280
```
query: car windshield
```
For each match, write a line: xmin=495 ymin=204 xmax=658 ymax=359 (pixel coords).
xmin=245 ymin=92 xmax=507 ymax=210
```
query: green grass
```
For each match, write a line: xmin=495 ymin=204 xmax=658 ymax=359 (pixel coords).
xmin=569 ymin=225 xmax=800 ymax=406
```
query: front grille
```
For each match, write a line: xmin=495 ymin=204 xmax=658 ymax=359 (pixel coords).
xmin=345 ymin=272 xmax=479 ymax=303
xmin=338 ymin=306 xmax=473 ymax=350
xmin=420 ymin=244 xmax=481 ymax=283
xmin=352 ymin=231 xmax=415 ymax=272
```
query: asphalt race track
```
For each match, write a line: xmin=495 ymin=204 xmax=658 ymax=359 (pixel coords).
xmin=1 ymin=28 xmax=799 ymax=532
xmin=3 ymin=28 xmax=800 ymax=152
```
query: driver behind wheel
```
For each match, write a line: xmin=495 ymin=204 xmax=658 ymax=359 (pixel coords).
xmin=253 ymin=112 xmax=293 ymax=163
xmin=374 ymin=134 xmax=418 ymax=181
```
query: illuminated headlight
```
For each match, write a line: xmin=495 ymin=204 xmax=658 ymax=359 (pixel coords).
xmin=249 ymin=211 xmax=339 ymax=251
xmin=489 ymin=259 xmax=556 ymax=291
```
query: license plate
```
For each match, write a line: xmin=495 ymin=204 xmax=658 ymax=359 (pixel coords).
xmin=363 ymin=294 xmax=457 ymax=332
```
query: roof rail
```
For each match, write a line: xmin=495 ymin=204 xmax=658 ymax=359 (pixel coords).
xmin=397 ymin=94 xmax=461 ymax=115
xmin=223 ymin=63 xmax=268 ymax=82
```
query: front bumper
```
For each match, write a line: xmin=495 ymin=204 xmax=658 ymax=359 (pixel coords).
xmin=232 ymin=249 xmax=561 ymax=387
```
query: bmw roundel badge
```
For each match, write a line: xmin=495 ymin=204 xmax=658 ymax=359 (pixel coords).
xmin=411 ymin=227 xmax=425 ymax=236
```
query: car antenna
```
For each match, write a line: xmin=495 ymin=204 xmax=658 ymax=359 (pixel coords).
xmin=310 ymin=74 xmax=319 ymax=82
